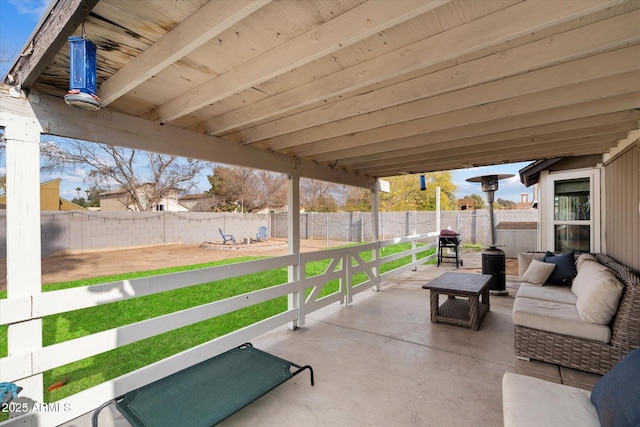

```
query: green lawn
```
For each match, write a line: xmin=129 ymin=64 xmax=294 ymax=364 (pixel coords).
xmin=0 ymin=243 xmax=434 ymax=406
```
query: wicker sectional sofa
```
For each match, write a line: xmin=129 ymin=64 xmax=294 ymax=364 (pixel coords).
xmin=512 ymin=253 xmax=640 ymax=375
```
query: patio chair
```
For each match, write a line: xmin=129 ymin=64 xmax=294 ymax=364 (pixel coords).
xmin=256 ymin=226 xmax=268 ymax=242
xmin=92 ymin=343 xmax=314 ymax=427
xmin=218 ymin=228 xmax=236 ymax=245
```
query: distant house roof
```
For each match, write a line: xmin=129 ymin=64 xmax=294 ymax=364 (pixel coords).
xmin=98 ymin=184 xmax=182 ymax=198
xmin=496 ymin=222 xmax=538 ymax=230
xmin=179 ymin=193 xmax=210 ymax=201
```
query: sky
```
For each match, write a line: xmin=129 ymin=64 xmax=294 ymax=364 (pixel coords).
xmin=0 ymin=0 xmax=534 ymax=203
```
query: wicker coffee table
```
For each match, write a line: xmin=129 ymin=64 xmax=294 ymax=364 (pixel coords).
xmin=422 ymin=272 xmax=492 ymax=331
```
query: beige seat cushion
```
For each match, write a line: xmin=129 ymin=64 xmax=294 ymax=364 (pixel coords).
xmin=516 ymin=284 xmax=577 ymax=305
xmin=502 ymin=372 xmax=599 ymax=427
xmin=572 ymin=261 xmax=624 ymax=324
xmin=513 ymin=297 xmax=611 ymax=343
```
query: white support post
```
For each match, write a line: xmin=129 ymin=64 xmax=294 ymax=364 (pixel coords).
xmin=371 ymin=189 xmax=381 ymax=292
xmin=436 ymin=186 xmax=441 ymax=233
xmin=4 ymin=112 xmax=44 ymax=411
xmin=287 ymin=175 xmax=303 ymax=329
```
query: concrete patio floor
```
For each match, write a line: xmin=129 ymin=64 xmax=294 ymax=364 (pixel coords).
xmin=72 ymin=252 xmax=601 ymax=427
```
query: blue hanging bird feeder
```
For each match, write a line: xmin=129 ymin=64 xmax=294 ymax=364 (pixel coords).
xmin=64 ymin=35 xmax=102 ymax=110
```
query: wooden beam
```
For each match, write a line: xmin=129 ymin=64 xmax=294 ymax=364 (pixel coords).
xmin=150 ymin=0 xmax=452 ymax=124
xmin=214 ymin=7 xmax=640 ymax=139
xmin=0 ymin=88 xmax=375 ymax=189
xmin=288 ymin=72 xmax=640 ymax=160
xmin=4 ymin=0 xmax=99 ymax=89
xmin=98 ymin=0 xmax=270 ymax=106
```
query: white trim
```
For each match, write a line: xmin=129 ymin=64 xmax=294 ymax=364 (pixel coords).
xmin=602 ymin=130 xmax=640 ymax=164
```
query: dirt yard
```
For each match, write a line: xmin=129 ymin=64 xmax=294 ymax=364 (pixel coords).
xmin=0 ymin=240 xmax=519 ymax=291
xmin=0 ymin=239 xmax=333 ymax=290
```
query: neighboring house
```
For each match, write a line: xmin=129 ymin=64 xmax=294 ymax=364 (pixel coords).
xmin=0 ymin=179 xmax=86 ymax=211
xmin=98 ymin=184 xmax=188 ymax=212
xmin=457 ymin=198 xmax=476 ymax=210
xmin=178 ymin=193 xmax=216 ymax=212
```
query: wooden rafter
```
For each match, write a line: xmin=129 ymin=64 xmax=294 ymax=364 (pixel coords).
xmin=214 ymin=2 xmax=637 ymax=140
xmin=98 ymin=0 xmax=271 ymax=106
xmin=150 ymin=0 xmax=452 ymax=124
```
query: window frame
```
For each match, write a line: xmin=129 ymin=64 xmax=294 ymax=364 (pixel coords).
xmin=540 ymin=167 xmax=601 ymax=253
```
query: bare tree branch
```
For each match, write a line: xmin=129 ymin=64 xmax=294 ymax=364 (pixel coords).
xmin=40 ymin=137 xmax=209 ymax=211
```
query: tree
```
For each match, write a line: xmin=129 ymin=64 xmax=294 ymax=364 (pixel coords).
xmin=252 ymin=170 xmax=287 ymax=211
xmin=40 ymin=136 xmax=209 ymax=211
xmin=343 ymin=187 xmax=371 ymax=212
xmin=301 ymin=178 xmax=339 ymax=212
xmin=463 ymin=193 xmax=486 ymax=209
xmin=71 ymin=197 xmax=87 ymax=207
xmin=84 ymin=186 xmax=103 ymax=207
xmin=206 ymin=166 xmax=287 ymax=212
xmin=379 ymin=172 xmax=457 ymax=211
xmin=495 ymin=198 xmax=517 ymax=209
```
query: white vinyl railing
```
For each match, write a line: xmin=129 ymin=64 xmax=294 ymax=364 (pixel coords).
xmin=0 ymin=233 xmax=437 ymax=426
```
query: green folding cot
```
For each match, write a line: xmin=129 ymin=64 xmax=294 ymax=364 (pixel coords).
xmin=92 ymin=343 xmax=314 ymax=426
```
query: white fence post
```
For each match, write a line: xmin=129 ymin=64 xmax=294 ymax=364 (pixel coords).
xmin=436 ymin=186 xmax=441 ymax=233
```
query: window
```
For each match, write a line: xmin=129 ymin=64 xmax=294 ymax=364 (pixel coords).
xmin=554 ymin=178 xmax=590 ymax=252
xmin=542 ymin=168 xmax=600 ymax=253
xmin=156 ymin=204 xmax=165 ymax=211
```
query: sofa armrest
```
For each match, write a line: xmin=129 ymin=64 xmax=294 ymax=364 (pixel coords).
xmin=502 ymin=372 xmax=599 ymax=427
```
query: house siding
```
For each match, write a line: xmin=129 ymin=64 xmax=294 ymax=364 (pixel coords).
xmin=605 ymin=141 xmax=640 ymax=272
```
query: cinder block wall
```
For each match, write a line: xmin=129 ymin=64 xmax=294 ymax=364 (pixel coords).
xmin=0 ymin=209 xmax=538 ymax=258
xmin=273 ymin=209 xmax=538 ymax=249
xmin=0 ymin=211 xmax=269 ymax=257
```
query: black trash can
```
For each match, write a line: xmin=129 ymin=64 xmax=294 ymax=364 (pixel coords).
xmin=482 ymin=247 xmax=507 ymax=295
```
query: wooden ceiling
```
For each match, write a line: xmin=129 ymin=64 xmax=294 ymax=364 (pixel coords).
xmin=5 ymin=0 xmax=640 ymax=187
